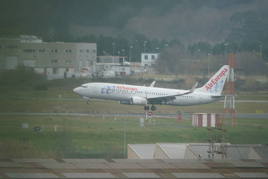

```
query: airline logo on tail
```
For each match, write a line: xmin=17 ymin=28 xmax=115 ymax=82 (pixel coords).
xmin=205 ymin=67 xmax=228 ymax=91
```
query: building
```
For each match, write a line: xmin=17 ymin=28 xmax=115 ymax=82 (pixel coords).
xmin=141 ymin=53 xmax=159 ymax=67
xmin=97 ymin=55 xmax=127 ymax=64
xmin=3 ymin=158 xmax=268 ymax=178
xmin=95 ymin=63 xmax=131 ymax=78
xmin=95 ymin=55 xmax=144 ymax=78
xmin=0 ymin=35 xmax=97 ymax=79
xmin=192 ymin=113 xmax=221 ymax=128
xmin=128 ymin=143 xmax=268 ymax=160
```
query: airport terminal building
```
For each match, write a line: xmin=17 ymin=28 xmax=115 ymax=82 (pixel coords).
xmin=0 ymin=35 xmax=97 ymax=79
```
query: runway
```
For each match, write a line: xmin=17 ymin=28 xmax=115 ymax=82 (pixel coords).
xmin=3 ymin=96 xmax=268 ymax=103
xmin=0 ymin=112 xmax=268 ymax=119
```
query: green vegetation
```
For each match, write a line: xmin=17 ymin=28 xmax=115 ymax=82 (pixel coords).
xmin=1 ymin=87 xmax=268 ymax=114
xmin=0 ymin=115 xmax=267 ymax=158
xmin=0 ymin=77 xmax=268 ymax=158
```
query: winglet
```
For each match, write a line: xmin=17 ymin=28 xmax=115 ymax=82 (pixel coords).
xmin=190 ymin=82 xmax=198 ymax=93
xmin=150 ymin=81 xmax=156 ymax=87
xmin=175 ymin=82 xmax=198 ymax=96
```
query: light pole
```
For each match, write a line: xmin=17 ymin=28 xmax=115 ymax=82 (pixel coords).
xmin=143 ymin=41 xmax=147 ymax=53
xmin=123 ymin=118 xmax=126 ymax=158
xmin=129 ymin=45 xmax=133 ymax=62
xmin=129 ymin=45 xmax=133 ymax=74
xmin=112 ymin=42 xmax=115 ymax=63
xmin=122 ymin=49 xmax=125 ymax=63
xmin=224 ymin=43 xmax=229 ymax=58
xmin=259 ymin=44 xmax=263 ymax=58
xmin=207 ymin=53 xmax=211 ymax=76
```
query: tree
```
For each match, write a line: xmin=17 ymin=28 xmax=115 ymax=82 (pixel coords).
xmin=228 ymin=10 xmax=268 ymax=60
xmin=155 ymin=44 xmax=188 ymax=74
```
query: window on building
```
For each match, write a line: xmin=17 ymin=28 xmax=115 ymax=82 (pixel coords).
xmin=144 ymin=55 xmax=148 ymax=60
xmin=66 ymin=60 xmax=71 ymax=64
xmin=51 ymin=59 xmax=58 ymax=64
xmin=86 ymin=49 xmax=90 ymax=53
xmin=151 ymin=55 xmax=155 ymax=60
xmin=65 ymin=49 xmax=71 ymax=53
xmin=7 ymin=45 xmax=18 ymax=49
xmin=23 ymin=49 xmax=35 ymax=53
xmin=53 ymin=68 xmax=57 ymax=74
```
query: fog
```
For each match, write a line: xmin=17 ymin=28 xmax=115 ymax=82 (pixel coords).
xmin=1 ymin=0 xmax=267 ymax=44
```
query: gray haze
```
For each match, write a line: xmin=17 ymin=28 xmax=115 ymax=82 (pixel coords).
xmin=1 ymin=0 xmax=267 ymax=44
xmin=69 ymin=0 xmax=266 ymax=43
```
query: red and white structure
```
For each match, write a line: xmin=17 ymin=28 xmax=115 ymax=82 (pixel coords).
xmin=192 ymin=113 xmax=221 ymax=128
xmin=224 ymin=53 xmax=236 ymax=126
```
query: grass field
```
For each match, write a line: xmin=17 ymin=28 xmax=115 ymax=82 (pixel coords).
xmin=0 ymin=87 xmax=268 ymax=114
xmin=0 ymin=115 xmax=268 ymax=158
xmin=0 ymin=87 xmax=268 ymax=158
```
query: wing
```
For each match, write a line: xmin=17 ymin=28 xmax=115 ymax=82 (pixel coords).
xmin=147 ymin=82 xmax=198 ymax=104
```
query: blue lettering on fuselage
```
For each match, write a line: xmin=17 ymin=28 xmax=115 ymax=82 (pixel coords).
xmin=100 ymin=85 xmax=140 ymax=95
xmin=101 ymin=86 xmax=116 ymax=94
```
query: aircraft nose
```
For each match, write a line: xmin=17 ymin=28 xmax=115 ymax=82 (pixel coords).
xmin=73 ymin=87 xmax=81 ymax=94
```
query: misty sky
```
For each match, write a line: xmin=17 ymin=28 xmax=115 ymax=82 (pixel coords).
xmin=0 ymin=0 xmax=267 ymax=44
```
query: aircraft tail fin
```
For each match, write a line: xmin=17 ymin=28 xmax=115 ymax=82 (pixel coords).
xmin=196 ymin=65 xmax=230 ymax=95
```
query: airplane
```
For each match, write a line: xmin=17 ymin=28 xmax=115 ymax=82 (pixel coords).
xmin=73 ymin=65 xmax=229 ymax=111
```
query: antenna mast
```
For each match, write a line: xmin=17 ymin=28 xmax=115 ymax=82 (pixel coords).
xmin=224 ymin=53 xmax=236 ymax=127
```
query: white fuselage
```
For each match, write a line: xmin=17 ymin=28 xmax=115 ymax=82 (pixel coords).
xmin=73 ymin=82 xmax=217 ymax=106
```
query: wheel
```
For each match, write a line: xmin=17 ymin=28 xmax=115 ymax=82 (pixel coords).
xmin=144 ymin=105 xmax=150 ymax=111
xmin=151 ymin=105 xmax=157 ymax=111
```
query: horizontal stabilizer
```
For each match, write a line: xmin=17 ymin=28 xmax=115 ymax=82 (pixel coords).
xmin=211 ymin=95 xmax=224 ymax=99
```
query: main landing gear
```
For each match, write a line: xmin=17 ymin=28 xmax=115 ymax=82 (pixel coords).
xmin=144 ymin=105 xmax=157 ymax=111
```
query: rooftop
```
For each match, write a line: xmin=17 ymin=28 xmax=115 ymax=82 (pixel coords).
xmin=1 ymin=158 xmax=268 ymax=178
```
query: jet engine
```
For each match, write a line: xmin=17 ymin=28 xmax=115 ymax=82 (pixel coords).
xmin=120 ymin=96 xmax=147 ymax=105
xmin=131 ymin=96 xmax=147 ymax=105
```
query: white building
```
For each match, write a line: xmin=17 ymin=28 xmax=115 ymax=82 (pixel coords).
xmin=141 ymin=53 xmax=159 ymax=67
xmin=95 ymin=63 xmax=131 ymax=78
xmin=128 ymin=143 xmax=265 ymax=160
xmin=0 ymin=35 xmax=97 ymax=79
xmin=97 ymin=56 xmax=127 ymax=64
xmin=95 ymin=55 xmax=144 ymax=78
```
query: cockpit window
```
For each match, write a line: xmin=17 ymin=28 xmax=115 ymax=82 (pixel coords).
xmin=81 ymin=85 xmax=88 ymax=88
